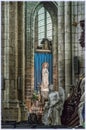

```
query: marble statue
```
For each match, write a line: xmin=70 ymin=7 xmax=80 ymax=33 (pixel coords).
xmin=42 ymin=84 xmax=65 ymax=125
xmin=58 ymin=86 xmax=65 ymax=116
xmin=78 ymin=92 xmax=85 ymax=126
xmin=40 ymin=62 xmax=49 ymax=100
xmin=78 ymin=77 xmax=85 ymax=126
xmin=80 ymin=77 xmax=85 ymax=95
xmin=42 ymin=101 xmax=50 ymax=125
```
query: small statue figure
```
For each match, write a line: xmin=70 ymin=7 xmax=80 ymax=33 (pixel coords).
xmin=40 ymin=62 xmax=49 ymax=101
xmin=42 ymin=62 xmax=49 ymax=88
xmin=41 ymin=38 xmax=51 ymax=50
xmin=42 ymin=101 xmax=50 ymax=125
xmin=58 ymin=86 xmax=65 ymax=116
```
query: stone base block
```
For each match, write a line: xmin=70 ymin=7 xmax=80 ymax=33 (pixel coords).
xmin=2 ymin=107 xmax=21 ymax=122
xmin=20 ymin=103 xmax=28 ymax=121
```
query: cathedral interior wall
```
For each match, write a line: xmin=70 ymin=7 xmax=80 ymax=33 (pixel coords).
xmin=1 ymin=1 xmax=85 ymax=122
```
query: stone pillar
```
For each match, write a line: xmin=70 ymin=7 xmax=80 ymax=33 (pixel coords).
xmin=58 ymin=2 xmax=65 ymax=89
xmin=25 ymin=2 xmax=32 ymax=110
xmin=17 ymin=2 xmax=28 ymax=121
xmin=25 ymin=2 xmax=38 ymax=110
xmin=2 ymin=2 xmax=21 ymax=122
xmin=65 ymin=2 xmax=72 ymax=98
xmin=1 ymin=2 xmax=7 ymax=120
xmin=71 ymin=2 xmax=78 ymax=84
xmin=31 ymin=11 xmax=35 ymax=97
xmin=2 ymin=2 xmax=10 ymax=119
xmin=53 ymin=21 xmax=58 ymax=91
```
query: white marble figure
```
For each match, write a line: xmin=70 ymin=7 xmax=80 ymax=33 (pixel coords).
xmin=40 ymin=62 xmax=49 ymax=100
xmin=80 ymin=77 xmax=85 ymax=95
xmin=42 ymin=84 xmax=65 ymax=126
xmin=42 ymin=62 xmax=49 ymax=88
xmin=42 ymin=101 xmax=50 ymax=125
xmin=78 ymin=77 xmax=85 ymax=126
xmin=58 ymin=86 xmax=65 ymax=116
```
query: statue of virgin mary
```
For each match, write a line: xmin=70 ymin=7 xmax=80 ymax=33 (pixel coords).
xmin=40 ymin=62 xmax=49 ymax=100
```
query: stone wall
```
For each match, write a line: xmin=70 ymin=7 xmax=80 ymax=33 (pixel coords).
xmin=57 ymin=1 xmax=85 ymax=97
xmin=71 ymin=2 xmax=85 ymax=83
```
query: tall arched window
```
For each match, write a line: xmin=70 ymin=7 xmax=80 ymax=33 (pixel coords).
xmin=34 ymin=7 xmax=52 ymax=47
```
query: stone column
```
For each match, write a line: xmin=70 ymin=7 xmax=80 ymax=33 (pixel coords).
xmin=18 ymin=2 xmax=28 ymax=121
xmin=1 ymin=2 xmax=9 ymax=120
xmin=2 ymin=2 xmax=10 ymax=119
xmin=71 ymin=2 xmax=78 ymax=84
xmin=25 ymin=2 xmax=38 ymax=110
xmin=53 ymin=21 xmax=58 ymax=91
xmin=9 ymin=1 xmax=19 ymax=105
xmin=25 ymin=2 xmax=32 ymax=110
xmin=2 ymin=2 xmax=21 ymax=122
xmin=58 ymin=2 xmax=65 ymax=89
xmin=65 ymin=2 xmax=72 ymax=98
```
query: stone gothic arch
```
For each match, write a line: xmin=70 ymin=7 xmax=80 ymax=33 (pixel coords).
xmin=25 ymin=1 xmax=59 ymax=110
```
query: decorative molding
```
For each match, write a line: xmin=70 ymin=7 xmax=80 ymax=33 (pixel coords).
xmin=35 ymin=49 xmax=51 ymax=53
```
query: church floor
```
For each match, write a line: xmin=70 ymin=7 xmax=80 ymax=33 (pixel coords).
xmin=1 ymin=121 xmax=85 ymax=129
